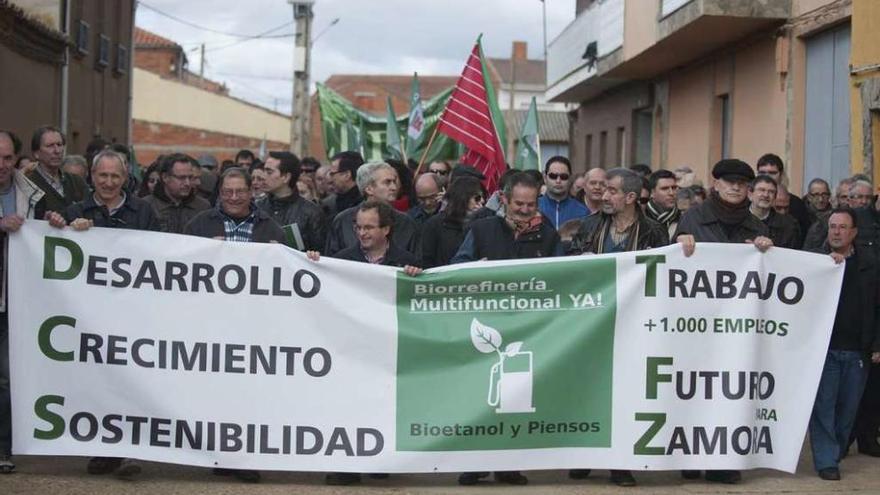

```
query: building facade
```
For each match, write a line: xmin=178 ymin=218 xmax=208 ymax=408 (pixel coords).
xmin=0 ymin=0 xmax=134 ymax=154
xmin=548 ymin=0 xmax=880 ymax=193
xmin=132 ymin=27 xmax=290 ymax=167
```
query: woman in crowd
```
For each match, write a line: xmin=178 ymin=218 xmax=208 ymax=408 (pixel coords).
xmin=420 ymin=176 xmax=485 ymax=268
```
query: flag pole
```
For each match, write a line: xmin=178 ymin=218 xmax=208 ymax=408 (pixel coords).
xmin=415 ymin=123 xmax=441 ymax=176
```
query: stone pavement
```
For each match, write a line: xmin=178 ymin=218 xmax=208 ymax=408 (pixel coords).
xmin=2 ymin=444 xmax=879 ymax=494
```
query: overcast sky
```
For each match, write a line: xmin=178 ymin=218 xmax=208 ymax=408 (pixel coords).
xmin=135 ymin=0 xmax=576 ymax=114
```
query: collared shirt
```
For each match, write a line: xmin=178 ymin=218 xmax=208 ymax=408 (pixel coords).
xmin=36 ymin=164 xmax=64 ymax=196
xmin=93 ymin=192 xmax=126 ymax=216
xmin=0 ymin=183 xmax=15 ymax=217
xmin=221 ymin=208 xmax=258 ymax=242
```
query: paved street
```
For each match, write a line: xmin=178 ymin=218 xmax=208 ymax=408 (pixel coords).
xmin=3 ymin=444 xmax=880 ymax=495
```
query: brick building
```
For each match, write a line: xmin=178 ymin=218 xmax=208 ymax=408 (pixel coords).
xmin=132 ymin=27 xmax=290 ymax=167
xmin=0 ymin=0 xmax=134 ymax=155
xmin=307 ymin=74 xmax=457 ymax=162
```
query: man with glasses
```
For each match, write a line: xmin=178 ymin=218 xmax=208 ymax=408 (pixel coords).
xmin=323 ymin=151 xmax=364 ymax=218
xmin=805 ymin=177 xmax=857 ymax=250
xmin=848 ymin=180 xmax=874 ymax=210
xmin=408 ymin=173 xmax=443 ymax=228
xmin=184 ymin=168 xmax=284 ymax=244
xmin=756 ymin=153 xmax=812 ymax=241
xmin=538 ymin=156 xmax=589 ymax=230
xmin=806 ymin=178 xmax=833 ymax=216
xmin=427 ymin=160 xmax=452 ymax=187
xmin=749 ymin=175 xmax=800 ymax=249
xmin=144 ymin=153 xmax=210 ymax=234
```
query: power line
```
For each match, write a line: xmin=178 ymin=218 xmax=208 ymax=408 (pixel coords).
xmin=139 ymin=2 xmax=293 ymax=39
xmin=211 ymin=71 xmax=294 ymax=82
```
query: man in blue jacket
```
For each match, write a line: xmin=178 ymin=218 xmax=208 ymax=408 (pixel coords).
xmin=538 ymin=156 xmax=589 ymax=230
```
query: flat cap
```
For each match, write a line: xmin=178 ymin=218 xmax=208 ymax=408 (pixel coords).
xmin=712 ymin=159 xmax=755 ymax=182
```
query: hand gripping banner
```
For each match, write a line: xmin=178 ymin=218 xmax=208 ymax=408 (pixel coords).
xmin=9 ymin=222 xmax=843 ymax=472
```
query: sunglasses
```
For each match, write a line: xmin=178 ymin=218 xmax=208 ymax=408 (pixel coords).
xmin=429 ymin=169 xmax=449 ymax=176
xmin=547 ymin=172 xmax=570 ymax=181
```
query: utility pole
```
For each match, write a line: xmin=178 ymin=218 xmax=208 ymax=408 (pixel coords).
xmin=289 ymin=0 xmax=314 ymax=157
xmin=199 ymin=43 xmax=205 ymax=83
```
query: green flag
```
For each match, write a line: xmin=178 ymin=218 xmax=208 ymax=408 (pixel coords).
xmin=385 ymin=96 xmax=404 ymax=160
xmin=405 ymin=73 xmax=425 ymax=157
xmin=478 ymin=35 xmax=507 ymax=164
xmin=344 ymin=116 xmax=360 ymax=153
xmin=514 ymin=97 xmax=541 ymax=170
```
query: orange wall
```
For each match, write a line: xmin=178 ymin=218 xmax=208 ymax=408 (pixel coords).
xmin=667 ymin=64 xmax=714 ymax=183
xmin=731 ymin=37 xmax=788 ymax=180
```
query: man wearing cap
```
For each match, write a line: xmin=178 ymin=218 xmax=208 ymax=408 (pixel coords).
xmin=674 ymin=158 xmax=773 ymax=485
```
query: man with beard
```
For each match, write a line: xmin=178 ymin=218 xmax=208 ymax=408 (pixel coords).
xmin=806 ymin=178 xmax=833 ymax=217
xmin=145 ymin=153 xmax=210 ymax=234
xmin=645 ymin=169 xmax=680 ymax=238
xmin=674 ymin=158 xmax=773 ymax=485
xmin=748 ymin=175 xmax=800 ymax=249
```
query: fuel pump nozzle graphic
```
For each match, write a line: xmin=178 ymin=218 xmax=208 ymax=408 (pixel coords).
xmin=471 ymin=319 xmax=536 ymax=414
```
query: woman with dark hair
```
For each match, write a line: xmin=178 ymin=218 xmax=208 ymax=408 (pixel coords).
xmin=420 ymin=176 xmax=485 ymax=268
xmin=137 ymin=160 xmax=161 ymax=198
xmin=387 ymin=158 xmax=414 ymax=212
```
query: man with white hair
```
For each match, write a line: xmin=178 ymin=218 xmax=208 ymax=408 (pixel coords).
xmin=47 ymin=150 xmax=158 ymax=231
xmin=325 ymin=161 xmax=419 ymax=256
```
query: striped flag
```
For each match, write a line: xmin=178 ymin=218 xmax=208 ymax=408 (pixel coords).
xmin=437 ymin=36 xmax=507 ymax=191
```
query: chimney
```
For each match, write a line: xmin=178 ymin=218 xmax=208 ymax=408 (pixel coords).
xmin=512 ymin=41 xmax=527 ymax=61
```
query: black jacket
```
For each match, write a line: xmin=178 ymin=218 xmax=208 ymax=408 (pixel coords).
xmin=324 ymin=186 xmax=361 ymax=219
xmin=674 ymin=200 xmax=768 ymax=243
xmin=28 ymin=167 xmax=89 ymax=219
xmin=855 ymin=207 xmax=880 ymax=256
xmin=325 ymin=205 xmax=420 ymax=256
xmin=568 ymin=211 xmax=669 ymax=254
xmin=759 ymin=209 xmax=801 ymax=249
xmin=812 ymin=244 xmax=880 ymax=354
xmin=183 ymin=207 xmax=284 ymax=243
xmin=334 ymin=243 xmax=420 ymax=267
xmin=453 ymin=216 xmax=561 ymax=262
xmin=420 ymin=213 xmax=467 ymax=268
xmin=64 ymin=194 xmax=160 ymax=231
xmin=144 ymin=186 xmax=211 ymax=234
xmin=257 ymin=192 xmax=327 ymax=250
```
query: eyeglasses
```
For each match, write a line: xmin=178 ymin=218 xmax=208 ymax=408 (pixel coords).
xmin=220 ymin=188 xmax=251 ymax=198
xmin=547 ymin=173 xmax=570 ymax=181
xmin=472 ymin=194 xmax=485 ymax=203
xmin=810 ymin=192 xmax=831 ymax=198
xmin=849 ymin=194 xmax=871 ymax=201
xmin=428 ymin=169 xmax=449 ymax=176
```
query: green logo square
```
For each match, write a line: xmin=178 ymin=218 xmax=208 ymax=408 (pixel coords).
xmin=395 ymin=259 xmax=616 ymax=451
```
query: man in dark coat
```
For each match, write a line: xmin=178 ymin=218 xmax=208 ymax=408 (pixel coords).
xmin=144 ymin=153 xmax=210 ymax=234
xmin=185 ymin=168 xmax=283 ymax=244
xmin=258 ymin=151 xmax=326 ymax=250
xmin=26 ymin=126 xmax=88 ymax=219
xmin=322 ymin=151 xmax=363 ymax=219
xmin=569 ymin=168 xmax=668 ymax=257
xmin=808 ymin=207 xmax=880 ymax=481
xmin=756 ymin=153 xmax=812 ymax=243
xmin=747 ymin=175 xmax=800 ymax=249
xmin=674 ymin=159 xmax=774 ymax=485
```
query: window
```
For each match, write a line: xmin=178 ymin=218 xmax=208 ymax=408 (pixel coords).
xmin=96 ymin=34 xmax=110 ymax=69
xmin=599 ymin=131 xmax=608 ymax=167
xmin=616 ymin=127 xmax=626 ymax=166
xmin=115 ymin=44 xmax=128 ymax=75
xmin=76 ymin=20 xmax=89 ymax=55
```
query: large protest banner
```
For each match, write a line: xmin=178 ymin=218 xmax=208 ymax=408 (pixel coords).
xmin=10 ymin=222 xmax=842 ymax=473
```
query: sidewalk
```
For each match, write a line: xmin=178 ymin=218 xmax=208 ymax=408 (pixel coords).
xmin=2 ymin=445 xmax=879 ymax=494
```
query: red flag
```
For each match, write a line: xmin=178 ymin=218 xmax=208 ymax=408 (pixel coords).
xmin=437 ymin=40 xmax=507 ymax=192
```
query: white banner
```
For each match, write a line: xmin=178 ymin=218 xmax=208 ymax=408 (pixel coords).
xmin=10 ymin=221 xmax=843 ymax=473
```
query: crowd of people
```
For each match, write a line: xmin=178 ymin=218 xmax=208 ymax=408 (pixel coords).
xmin=0 ymin=125 xmax=878 ymax=487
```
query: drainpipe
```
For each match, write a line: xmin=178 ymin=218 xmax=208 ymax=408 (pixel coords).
xmin=128 ymin=1 xmax=137 ymax=147
xmin=59 ymin=0 xmax=71 ymax=133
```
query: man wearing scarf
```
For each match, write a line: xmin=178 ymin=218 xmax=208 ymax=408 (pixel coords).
xmin=568 ymin=168 xmax=669 ymax=257
xmin=645 ymin=169 xmax=681 ymax=238
xmin=673 ymin=158 xmax=774 ymax=485
xmin=449 ymin=171 xmax=560 ymax=486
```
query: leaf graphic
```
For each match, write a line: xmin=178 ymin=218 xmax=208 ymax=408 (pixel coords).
xmin=470 ymin=319 xmax=502 ymax=354
xmin=505 ymin=341 xmax=523 ymax=356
